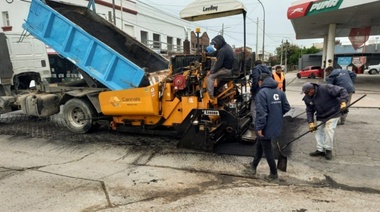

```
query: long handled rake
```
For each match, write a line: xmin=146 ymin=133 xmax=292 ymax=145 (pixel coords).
xmin=277 ymin=94 xmax=367 ymax=172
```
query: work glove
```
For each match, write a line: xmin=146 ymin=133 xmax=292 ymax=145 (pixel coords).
xmin=340 ymin=102 xmax=348 ymax=114
xmin=308 ymin=122 xmax=316 ymax=132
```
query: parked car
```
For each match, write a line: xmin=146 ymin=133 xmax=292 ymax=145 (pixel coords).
xmin=297 ymin=66 xmax=324 ymax=78
xmin=364 ymin=63 xmax=380 ymax=75
xmin=271 ymin=64 xmax=285 ymax=71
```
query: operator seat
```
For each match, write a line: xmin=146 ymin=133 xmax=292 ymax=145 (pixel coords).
xmin=214 ymin=52 xmax=245 ymax=94
xmin=217 ymin=51 xmax=245 ymax=81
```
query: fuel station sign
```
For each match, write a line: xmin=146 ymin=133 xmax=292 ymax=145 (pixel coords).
xmin=349 ymin=27 xmax=371 ymax=50
xmin=288 ymin=0 xmax=343 ymax=19
xmin=307 ymin=0 xmax=343 ymax=16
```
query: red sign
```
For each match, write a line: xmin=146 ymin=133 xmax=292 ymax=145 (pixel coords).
xmin=349 ymin=27 xmax=371 ymax=50
xmin=287 ymin=2 xmax=312 ymax=19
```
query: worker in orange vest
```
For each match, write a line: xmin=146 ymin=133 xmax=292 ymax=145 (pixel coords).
xmin=272 ymin=65 xmax=286 ymax=92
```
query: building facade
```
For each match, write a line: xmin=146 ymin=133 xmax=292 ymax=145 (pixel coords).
xmin=1 ymin=0 xmax=192 ymax=54
xmin=299 ymin=43 xmax=380 ymax=74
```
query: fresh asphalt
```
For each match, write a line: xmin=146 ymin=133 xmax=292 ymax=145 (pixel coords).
xmin=281 ymin=71 xmax=380 ymax=191
xmin=0 ymin=71 xmax=379 ymax=211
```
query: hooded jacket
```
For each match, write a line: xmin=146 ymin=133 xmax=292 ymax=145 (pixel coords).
xmin=326 ymin=69 xmax=356 ymax=93
xmin=255 ymin=77 xmax=290 ymax=139
xmin=207 ymin=35 xmax=234 ymax=74
xmin=250 ymin=63 xmax=273 ymax=99
xmin=303 ymin=83 xmax=349 ymax=123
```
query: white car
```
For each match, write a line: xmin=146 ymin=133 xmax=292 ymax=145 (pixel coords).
xmin=364 ymin=63 xmax=380 ymax=74
xmin=271 ymin=65 xmax=285 ymax=71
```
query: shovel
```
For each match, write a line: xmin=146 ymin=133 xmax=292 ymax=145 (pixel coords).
xmin=277 ymin=94 xmax=367 ymax=172
xmin=284 ymin=110 xmax=306 ymax=122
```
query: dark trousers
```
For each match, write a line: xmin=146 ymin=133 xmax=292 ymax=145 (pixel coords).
xmin=252 ymin=138 xmax=277 ymax=175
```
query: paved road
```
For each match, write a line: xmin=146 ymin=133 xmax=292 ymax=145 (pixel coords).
xmin=281 ymin=72 xmax=380 ymax=193
xmin=0 ymin=72 xmax=379 ymax=211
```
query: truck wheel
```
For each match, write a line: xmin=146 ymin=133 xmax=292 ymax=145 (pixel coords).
xmin=63 ymin=98 xmax=96 ymax=133
xmin=297 ymin=73 xmax=301 ymax=78
xmin=310 ymin=73 xmax=316 ymax=79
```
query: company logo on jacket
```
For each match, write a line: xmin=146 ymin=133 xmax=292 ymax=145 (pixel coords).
xmin=271 ymin=94 xmax=281 ymax=104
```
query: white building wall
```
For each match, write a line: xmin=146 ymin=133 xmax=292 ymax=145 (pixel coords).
xmin=135 ymin=1 xmax=190 ymax=52
xmin=0 ymin=0 xmax=190 ymax=53
xmin=0 ymin=0 xmax=31 ymax=33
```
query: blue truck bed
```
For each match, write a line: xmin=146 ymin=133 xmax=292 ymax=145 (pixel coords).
xmin=22 ymin=0 xmax=169 ymax=90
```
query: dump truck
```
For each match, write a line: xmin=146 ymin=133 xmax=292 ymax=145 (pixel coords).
xmin=1 ymin=0 xmax=253 ymax=152
xmin=0 ymin=32 xmax=51 ymax=115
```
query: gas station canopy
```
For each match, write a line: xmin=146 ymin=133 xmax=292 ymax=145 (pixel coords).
xmin=287 ymin=0 xmax=380 ymax=39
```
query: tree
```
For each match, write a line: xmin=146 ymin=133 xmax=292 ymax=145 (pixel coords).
xmin=274 ymin=43 xmax=321 ymax=67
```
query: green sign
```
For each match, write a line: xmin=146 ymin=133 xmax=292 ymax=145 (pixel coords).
xmin=307 ymin=0 xmax=343 ymax=16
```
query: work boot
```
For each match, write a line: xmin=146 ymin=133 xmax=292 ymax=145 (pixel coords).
xmin=250 ymin=163 xmax=257 ymax=175
xmin=267 ymin=173 xmax=278 ymax=180
xmin=325 ymin=150 xmax=332 ymax=160
xmin=309 ymin=150 xmax=325 ymax=157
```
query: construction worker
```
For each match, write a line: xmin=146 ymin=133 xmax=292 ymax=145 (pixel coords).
xmin=302 ymin=82 xmax=348 ymax=160
xmin=325 ymin=67 xmax=356 ymax=125
xmin=204 ymin=35 xmax=234 ymax=99
xmin=272 ymin=65 xmax=286 ymax=92
xmin=250 ymin=60 xmax=272 ymax=129
xmin=327 ymin=59 xmax=333 ymax=67
xmin=251 ymin=73 xmax=290 ymax=180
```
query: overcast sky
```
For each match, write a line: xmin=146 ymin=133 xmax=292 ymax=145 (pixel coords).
xmin=136 ymin=0 xmax=324 ymax=53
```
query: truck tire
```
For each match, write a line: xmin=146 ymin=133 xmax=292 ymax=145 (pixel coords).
xmin=63 ymin=98 xmax=96 ymax=133
xmin=310 ymin=73 xmax=316 ymax=79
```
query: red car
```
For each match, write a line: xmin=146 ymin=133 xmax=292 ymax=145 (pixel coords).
xmin=297 ymin=66 xmax=324 ymax=78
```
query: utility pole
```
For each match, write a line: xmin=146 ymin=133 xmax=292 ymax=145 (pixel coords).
xmin=280 ymin=39 xmax=283 ymax=65
xmin=219 ymin=24 xmax=231 ymax=37
xmin=284 ymin=40 xmax=288 ymax=73
xmin=258 ymin=0 xmax=265 ymax=62
xmin=112 ymin=0 xmax=116 ymax=25
xmin=120 ymin=0 xmax=123 ymax=30
xmin=256 ymin=17 xmax=259 ymax=61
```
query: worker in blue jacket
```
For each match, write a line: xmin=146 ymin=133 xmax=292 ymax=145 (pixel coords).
xmin=250 ymin=60 xmax=272 ymax=129
xmin=302 ymin=82 xmax=348 ymax=160
xmin=325 ymin=68 xmax=356 ymax=125
xmin=251 ymin=73 xmax=290 ymax=180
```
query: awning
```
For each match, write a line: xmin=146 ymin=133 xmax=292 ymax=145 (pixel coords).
xmin=288 ymin=0 xmax=380 ymax=39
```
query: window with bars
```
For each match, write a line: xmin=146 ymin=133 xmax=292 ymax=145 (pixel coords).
xmin=2 ymin=12 xmax=10 ymax=26
xmin=153 ymin=33 xmax=160 ymax=49
xmin=140 ymin=31 xmax=148 ymax=45
xmin=176 ymin=38 xmax=181 ymax=51
xmin=167 ymin=36 xmax=173 ymax=51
